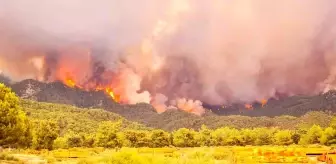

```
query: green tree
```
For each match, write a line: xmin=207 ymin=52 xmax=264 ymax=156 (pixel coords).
xmin=254 ymin=128 xmax=275 ymax=145
xmin=150 ymin=129 xmax=170 ymax=148
xmin=82 ymin=133 xmax=95 ymax=148
xmin=66 ymin=132 xmax=83 ymax=148
xmin=33 ymin=120 xmax=59 ymax=150
xmin=124 ymin=130 xmax=152 ymax=147
xmin=299 ymin=125 xmax=323 ymax=145
xmin=211 ymin=127 xmax=240 ymax=146
xmin=239 ymin=129 xmax=257 ymax=146
xmin=53 ymin=137 xmax=68 ymax=149
xmin=95 ymin=121 xmax=123 ymax=148
xmin=197 ymin=125 xmax=214 ymax=146
xmin=173 ymin=128 xmax=199 ymax=147
xmin=0 ymin=83 xmax=32 ymax=148
xmin=320 ymin=127 xmax=336 ymax=145
xmin=274 ymin=130 xmax=293 ymax=145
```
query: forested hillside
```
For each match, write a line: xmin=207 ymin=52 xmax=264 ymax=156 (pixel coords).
xmin=21 ymin=100 xmax=150 ymax=135
xmin=7 ymin=78 xmax=336 ymax=119
xmin=0 ymin=77 xmax=334 ymax=131
xmin=2 ymin=82 xmax=336 ymax=151
xmin=21 ymin=99 xmax=334 ymax=132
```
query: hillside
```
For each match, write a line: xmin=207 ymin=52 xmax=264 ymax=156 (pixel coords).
xmin=21 ymin=100 xmax=150 ymax=135
xmin=9 ymin=79 xmax=336 ymax=115
xmin=20 ymin=99 xmax=334 ymax=132
xmin=3 ymin=78 xmax=336 ymax=131
xmin=207 ymin=91 xmax=336 ymax=116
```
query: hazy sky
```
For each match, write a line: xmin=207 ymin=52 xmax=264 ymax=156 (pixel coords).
xmin=1 ymin=0 xmax=336 ymax=110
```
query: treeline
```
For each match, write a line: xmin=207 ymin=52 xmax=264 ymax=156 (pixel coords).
xmin=1 ymin=83 xmax=336 ymax=150
xmin=18 ymin=119 xmax=336 ymax=150
xmin=51 ymin=122 xmax=336 ymax=149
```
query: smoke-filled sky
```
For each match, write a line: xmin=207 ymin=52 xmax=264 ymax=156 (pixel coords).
xmin=1 ymin=0 xmax=336 ymax=114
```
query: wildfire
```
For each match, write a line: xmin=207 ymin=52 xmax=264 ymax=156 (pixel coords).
xmin=260 ymin=99 xmax=268 ymax=107
xmin=245 ymin=104 xmax=253 ymax=110
xmin=65 ymin=78 xmax=76 ymax=88
xmin=105 ymin=88 xmax=120 ymax=103
xmin=64 ymin=73 xmax=76 ymax=88
xmin=61 ymin=74 xmax=121 ymax=103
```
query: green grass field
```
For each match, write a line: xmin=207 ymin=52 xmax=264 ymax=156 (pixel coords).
xmin=1 ymin=146 xmax=332 ymax=164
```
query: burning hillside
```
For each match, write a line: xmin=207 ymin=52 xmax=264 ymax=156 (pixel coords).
xmin=1 ymin=0 xmax=336 ymax=116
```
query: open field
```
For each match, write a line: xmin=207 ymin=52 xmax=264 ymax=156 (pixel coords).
xmin=0 ymin=146 xmax=334 ymax=164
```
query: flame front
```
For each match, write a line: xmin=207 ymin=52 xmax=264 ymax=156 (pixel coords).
xmin=65 ymin=79 xmax=76 ymax=88
xmin=64 ymin=73 xmax=76 ymax=88
xmin=60 ymin=72 xmax=121 ymax=103
xmin=105 ymin=88 xmax=120 ymax=103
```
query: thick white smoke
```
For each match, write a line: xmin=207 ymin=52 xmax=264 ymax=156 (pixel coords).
xmin=0 ymin=0 xmax=336 ymax=115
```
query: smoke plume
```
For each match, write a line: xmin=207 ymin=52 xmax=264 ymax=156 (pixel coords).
xmin=1 ymin=0 xmax=336 ymax=115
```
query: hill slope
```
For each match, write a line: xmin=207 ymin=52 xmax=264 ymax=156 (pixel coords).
xmin=3 ymin=79 xmax=336 ymax=131
xmin=207 ymin=91 xmax=336 ymax=116
xmin=21 ymin=99 xmax=334 ymax=132
xmin=10 ymin=79 xmax=336 ymax=116
xmin=21 ymin=100 xmax=150 ymax=135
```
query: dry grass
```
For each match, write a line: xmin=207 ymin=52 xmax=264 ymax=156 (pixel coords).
xmin=2 ymin=146 xmax=332 ymax=164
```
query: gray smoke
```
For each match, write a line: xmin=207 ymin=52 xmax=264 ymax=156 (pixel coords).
xmin=0 ymin=0 xmax=336 ymax=109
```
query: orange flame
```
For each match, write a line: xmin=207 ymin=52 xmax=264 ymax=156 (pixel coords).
xmin=65 ymin=79 xmax=76 ymax=88
xmin=245 ymin=104 xmax=253 ymax=110
xmin=60 ymin=72 xmax=121 ymax=103
xmin=105 ymin=88 xmax=120 ymax=103
xmin=105 ymin=88 xmax=115 ymax=99
xmin=260 ymin=99 xmax=268 ymax=107
xmin=64 ymin=73 xmax=76 ymax=88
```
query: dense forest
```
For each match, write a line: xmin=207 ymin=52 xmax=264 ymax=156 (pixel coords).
xmin=1 ymin=83 xmax=336 ymax=151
